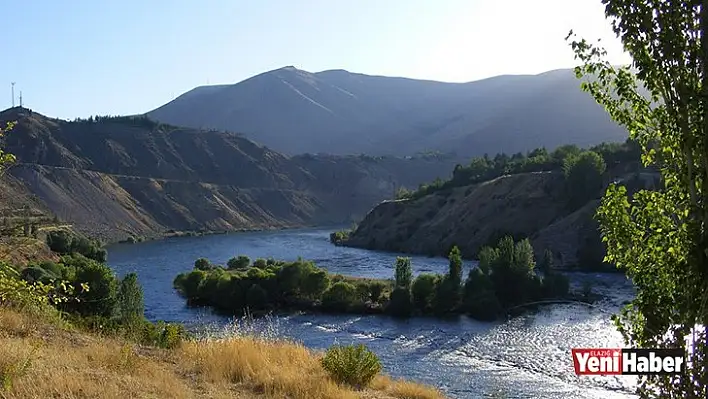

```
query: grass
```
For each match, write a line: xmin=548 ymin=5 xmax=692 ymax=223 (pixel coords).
xmin=0 ymin=306 xmax=446 ymax=399
xmin=0 ymin=237 xmax=59 ymax=267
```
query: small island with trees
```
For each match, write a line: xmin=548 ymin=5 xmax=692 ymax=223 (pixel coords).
xmin=173 ymin=236 xmax=572 ymax=321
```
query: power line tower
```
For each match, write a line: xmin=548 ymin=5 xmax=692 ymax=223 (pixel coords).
xmin=10 ymin=82 xmax=15 ymax=107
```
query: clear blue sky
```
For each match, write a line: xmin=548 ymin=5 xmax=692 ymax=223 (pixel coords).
xmin=3 ymin=0 xmax=629 ymax=119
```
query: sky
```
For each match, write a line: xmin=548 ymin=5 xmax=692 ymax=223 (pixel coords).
xmin=2 ymin=0 xmax=631 ymax=119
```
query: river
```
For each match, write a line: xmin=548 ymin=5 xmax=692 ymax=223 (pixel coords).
xmin=106 ymin=227 xmax=638 ymax=399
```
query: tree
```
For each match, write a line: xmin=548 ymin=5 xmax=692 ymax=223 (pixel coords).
xmin=563 ymin=151 xmax=607 ymax=209
xmin=194 ymin=258 xmax=211 ymax=271
xmin=539 ymin=249 xmax=554 ymax=274
xmin=435 ymin=246 xmax=464 ymax=314
xmin=447 ymin=246 xmax=463 ymax=286
xmin=393 ymin=257 xmax=412 ymax=289
xmin=0 ymin=122 xmax=17 ymax=174
xmin=302 ymin=269 xmax=330 ymax=300
xmin=568 ymin=2 xmax=708 ymax=397
xmin=117 ymin=272 xmax=144 ymax=323
xmin=227 ymin=255 xmax=250 ymax=270
xmin=69 ymin=256 xmax=118 ymax=317
xmin=411 ymin=273 xmax=439 ymax=312
xmin=322 ymin=282 xmax=357 ymax=312
xmin=388 ymin=257 xmax=413 ymax=317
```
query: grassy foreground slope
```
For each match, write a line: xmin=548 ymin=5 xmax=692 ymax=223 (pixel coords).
xmin=0 ymin=307 xmax=443 ymax=399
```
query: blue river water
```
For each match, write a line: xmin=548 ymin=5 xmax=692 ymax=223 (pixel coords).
xmin=106 ymin=227 xmax=638 ymax=399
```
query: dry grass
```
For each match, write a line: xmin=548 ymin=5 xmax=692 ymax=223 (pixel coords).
xmin=0 ymin=307 xmax=446 ymax=399
xmin=0 ymin=237 xmax=58 ymax=268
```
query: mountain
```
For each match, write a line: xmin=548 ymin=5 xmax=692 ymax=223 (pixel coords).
xmin=0 ymin=107 xmax=458 ymax=242
xmin=148 ymin=67 xmax=627 ymax=156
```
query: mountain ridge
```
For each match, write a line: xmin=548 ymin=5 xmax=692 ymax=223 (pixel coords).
xmin=148 ymin=66 xmax=627 ymax=156
xmin=0 ymin=107 xmax=458 ymax=242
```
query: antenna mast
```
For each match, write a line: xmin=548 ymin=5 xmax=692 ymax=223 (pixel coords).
xmin=11 ymin=82 xmax=15 ymax=107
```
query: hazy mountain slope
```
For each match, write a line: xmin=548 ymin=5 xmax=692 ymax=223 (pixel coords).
xmin=0 ymin=107 xmax=457 ymax=242
xmin=148 ymin=67 xmax=627 ymax=156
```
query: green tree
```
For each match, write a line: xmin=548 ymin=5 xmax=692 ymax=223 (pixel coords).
xmin=568 ymin=2 xmax=708 ymax=396
xmin=69 ymin=256 xmax=118 ymax=317
xmin=302 ymin=269 xmax=330 ymax=300
xmin=393 ymin=257 xmax=412 ymax=289
xmin=322 ymin=282 xmax=357 ymax=312
xmin=117 ymin=272 xmax=144 ymax=323
xmin=539 ymin=249 xmax=554 ymax=274
xmin=447 ymin=246 xmax=463 ymax=285
xmin=194 ymin=258 xmax=211 ymax=271
xmin=227 ymin=255 xmax=250 ymax=270
xmin=463 ymin=268 xmax=501 ymax=321
xmin=435 ymin=246 xmax=464 ymax=314
xmin=411 ymin=273 xmax=439 ymax=312
xmin=551 ymin=144 xmax=581 ymax=166
xmin=563 ymin=151 xmax=607 ymax=209
xmin=368 ymin=281 xmax=386 ymax=303
xmin=46 ymin=230 xmax=73 ymax=254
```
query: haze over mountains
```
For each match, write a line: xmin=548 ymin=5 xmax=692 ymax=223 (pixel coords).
xmin=148 ymin=66 xmax=628 ymax=157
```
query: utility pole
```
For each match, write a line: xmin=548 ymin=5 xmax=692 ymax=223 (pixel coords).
xmin=10 ymin=82 xmax=15 ymax=107
xmin=19 ymin=91 xmax=23 ymax=107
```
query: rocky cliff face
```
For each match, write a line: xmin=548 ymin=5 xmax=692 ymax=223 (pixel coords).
xmin=0 ymin=107 xmax=458 ymax=242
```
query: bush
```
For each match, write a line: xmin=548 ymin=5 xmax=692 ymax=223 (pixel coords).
xmin=322 ymin=282 xmax=357 ymax=312
xmin=368 ymin=281 xmax=386 ymax=303
xmin=329 ymin=230 xmax=351 ymax=245
xmin=194 ymin=258 xmax=212 ymax=271
xmin=321 ymin=343 xmax=382 ymax=388
xmin=46 ymin=230 xmax=106 ymax=262
xmin=411 ymin=273 xmax=438 ymax=312
xmin=227 ymin=255 xmax=250 ymax=270
xmin=65 ymin=255 xmax=118 ymax=317
xmin=246 ymin=284 xmax=268 ymax=308
xmin=117 ymin=272 xmax=144 ymax=323
xmin=386 ymin=287 xmax=412 ymax=317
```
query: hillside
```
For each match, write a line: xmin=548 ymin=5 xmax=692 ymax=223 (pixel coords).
xmin=342 ymin=172 xmax=572 ymax=261
xmin=0 ymin=307 xmax=443 ymax=399
xmin=148 ymin=67 xmax=627 ymax=157
xmin=336 ymin=143 xmax=658 ymax=269
xmin=0 ymin=107 xmax=458 ymax=242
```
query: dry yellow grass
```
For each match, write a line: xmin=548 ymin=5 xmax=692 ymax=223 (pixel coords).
xmin=0 ymin=237 xmax=59 ymax=268
xmin=0 ymin=307 xmax=447 ymax=399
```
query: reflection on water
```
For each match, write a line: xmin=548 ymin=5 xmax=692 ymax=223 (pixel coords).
xmin=107 ymin=227 xmax=637 ymax=399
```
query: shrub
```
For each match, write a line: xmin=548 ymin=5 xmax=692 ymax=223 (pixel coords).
xmin=302 ymin=269 xmax=330 ymax=300
xmin=117 ymin=272 xmax=144 ymax=323
xmin=246 ymin=284 xmax=268 ymax=308
xmin=329 ymin=230 xmax=351 ymax=245
xmin=194 ymin=258 xmax=212 ymax=271
xmin=321 ymin=343 xmax=382 ymax=388
xmin=46 ymin=230 xmax=106 ymax=262
xmin=66 ymin=255 xmax=118 ymax=317
xmin=368 ymin=281 xmax=386 ymax=303
xmin=322 ymin=282 xmax=357 ymax=312
xmin=411 ymin=273 xmax=439 ymax=312
xmin=253 ymin=258 xmax=268 ymax=269
xmin=386 ymin=287 xmax=412 ymax=317
xmin=227 ymin=255 xmax=250 ymax=270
